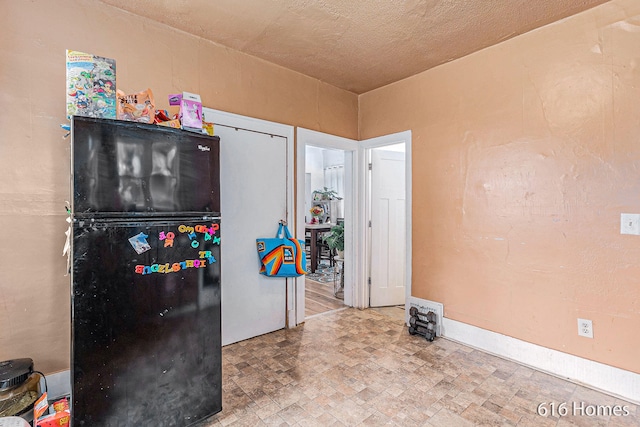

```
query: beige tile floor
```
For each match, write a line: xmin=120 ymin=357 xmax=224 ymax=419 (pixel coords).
xmin=199 ymin=308 xmax=639 ymax=427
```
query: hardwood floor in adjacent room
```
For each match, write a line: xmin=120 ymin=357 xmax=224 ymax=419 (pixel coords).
xmin=305 ymin=277 xmax=345 ymax=317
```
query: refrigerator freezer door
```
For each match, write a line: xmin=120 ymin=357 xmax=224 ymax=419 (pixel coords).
xmin=72 ymin=116 xmax=220 ymax=217
xmin=71 ymin=218 xmax=221 ymax=426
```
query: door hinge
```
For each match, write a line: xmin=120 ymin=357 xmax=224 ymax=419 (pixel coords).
xmin=368 ymin=277 xmax=371 ymax=285
xmin=368 ymin=163 xmax=372 ymax=171
xmin=368 ymin=220 xmax=372 ymax=227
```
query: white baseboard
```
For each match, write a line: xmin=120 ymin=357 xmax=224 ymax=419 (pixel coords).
xmin=442 ymin=317 xmax=640 ymax=405
xmin=43 ymin=369 xmax=70 ymax=400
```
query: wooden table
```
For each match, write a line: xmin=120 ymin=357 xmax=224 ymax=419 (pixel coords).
xmin=305 ymin=223 xmax=332 ymax=273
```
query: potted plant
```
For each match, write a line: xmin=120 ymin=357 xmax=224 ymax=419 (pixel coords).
xmin=312 ymin=187 xmax=342 ymax=201
xmin=323 ymin=223 xmax=344 ymax=258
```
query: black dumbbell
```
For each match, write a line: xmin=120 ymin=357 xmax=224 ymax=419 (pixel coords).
xmin=410 ymin=306 xmax=436 ymax=322
xmin=409 ymin=316 xmax=434 ymax=330
xmin=408 ymin=323 xmax=436 ymax=341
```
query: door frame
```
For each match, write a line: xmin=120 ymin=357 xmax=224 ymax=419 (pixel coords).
xmin=202 ymin=108 xmax=297 ymax=329
xmin=359 ymin=131 xmax=412 ymax=314
xmin=295 ymin=128 xmax=360 ymax=324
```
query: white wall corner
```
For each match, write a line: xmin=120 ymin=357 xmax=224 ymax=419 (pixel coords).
xmin=442 ymin=317 xmax=640 ymax=405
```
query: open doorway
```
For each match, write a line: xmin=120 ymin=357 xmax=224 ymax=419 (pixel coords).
xmin=304 ymin=145 xmax=347 ymax=317
xmin=295 ymin=128 xmax=358 ymax=324
xmin=295 ymin=128 xmax=411 ymax=325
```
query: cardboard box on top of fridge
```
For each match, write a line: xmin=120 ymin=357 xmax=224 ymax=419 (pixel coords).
xmin=169 ymin=92 xmax=202 ymax=130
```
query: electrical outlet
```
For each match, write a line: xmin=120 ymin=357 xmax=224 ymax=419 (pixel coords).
xmin=620 ymin=213 xmax=640 ymax=235
xmin=577 ymin=318 xmax=593 ymax=338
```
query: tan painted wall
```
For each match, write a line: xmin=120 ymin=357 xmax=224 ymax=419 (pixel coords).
xmin=360 ymin=0 xmax=640 ymax=373
xmin=0 ymin=0 xmax=357 ymax=374
xmin=3 ymin=0 xmax=638 ymax=378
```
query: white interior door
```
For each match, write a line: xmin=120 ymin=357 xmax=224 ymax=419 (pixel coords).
xmin=369 ymin=148 xmax=406 ymax=307
xmin=217 ymin=126 xmax=288 ymax=345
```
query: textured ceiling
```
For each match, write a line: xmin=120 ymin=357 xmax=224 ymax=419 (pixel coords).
xmin=99 ymin=0 xmax=610 ymax=94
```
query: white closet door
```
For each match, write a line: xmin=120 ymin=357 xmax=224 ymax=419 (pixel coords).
xmin=217 ymin=126 xmax=287 ymax=345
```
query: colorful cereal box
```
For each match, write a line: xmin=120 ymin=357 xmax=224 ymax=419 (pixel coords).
xmin=66 ymin=50 xmax=116 ymax=119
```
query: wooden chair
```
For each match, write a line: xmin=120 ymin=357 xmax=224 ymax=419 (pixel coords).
xmin=317 ymin=230 xmax=335 ymax=268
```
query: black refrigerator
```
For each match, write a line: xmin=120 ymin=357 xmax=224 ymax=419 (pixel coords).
xmin=70 ymin=116 xmax=222 ymax=426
